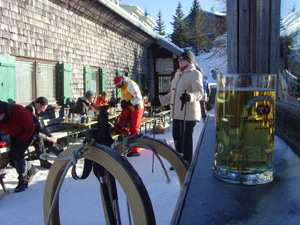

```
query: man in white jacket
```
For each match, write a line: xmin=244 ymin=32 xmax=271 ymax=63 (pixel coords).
xmin=152 ymin=50 xmax=203 ymax=168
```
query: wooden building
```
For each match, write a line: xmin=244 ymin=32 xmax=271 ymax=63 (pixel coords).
xmin=0 ymin=0 xmax=182 ymax=114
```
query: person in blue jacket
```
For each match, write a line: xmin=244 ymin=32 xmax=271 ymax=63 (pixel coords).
xmin=200 ymin=76 xmax=211 ymax=122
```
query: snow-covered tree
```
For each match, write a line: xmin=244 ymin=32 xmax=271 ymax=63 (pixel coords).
xmin=170 ymin=2 xmax=189 ymax=48
xmin=144 ymin=8 xmax=149 ymax=16
xmin=154 ymin=10 xmax=166 ymax=36
xmin=188 ymin=0 xmax=207 ymax=55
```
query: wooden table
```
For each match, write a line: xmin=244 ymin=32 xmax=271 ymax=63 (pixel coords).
xmin=155 ymin=110 xmax=171 ymax=123
xmin=60 ymin=120 xmax=98 ymax=147
xmin=61 ymin=113 xmax=120 ymax=147
xmin=144 ymin=104 xmax=153 ymax=117
xmin=108 ymin=113 xmax=120 ymax=120
xmin=94 ymin=112 xmax=120 ymax=121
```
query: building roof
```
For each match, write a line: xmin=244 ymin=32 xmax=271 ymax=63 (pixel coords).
xmin=106 ymin=1 xmax=182 ymax=55
xmin=281 ymin=7 xmax=300 ymax=49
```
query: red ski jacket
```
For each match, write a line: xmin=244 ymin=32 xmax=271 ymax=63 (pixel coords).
xmin=0 ymin=104 xmax=35 ymax=143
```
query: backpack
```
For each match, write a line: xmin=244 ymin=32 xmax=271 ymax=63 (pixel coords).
xmin=114 ymin=108 xmax=131 ymax=136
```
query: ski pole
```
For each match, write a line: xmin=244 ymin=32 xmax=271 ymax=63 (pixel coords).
xmin=153 ymin=106 xmax=156 ymax=139
xmin=152 ymin=106 xmax=156 ymax=173
xmin=109 ymin=174 xmax=121 ymax=225
xmin=95 ymin=165 xmax=116 ymax=224
xmin=181 ymin=90 xmax=187 ymax=160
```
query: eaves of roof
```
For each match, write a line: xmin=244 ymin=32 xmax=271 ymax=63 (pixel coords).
xmin=97 ymin=0 xmax=183 ymax=55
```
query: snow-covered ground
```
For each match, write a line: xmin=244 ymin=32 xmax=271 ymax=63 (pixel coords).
xmin=196 ymin=48 xmax=227 ymax=85
xmin=0 ymin=116 xmax=205 ymax=225
xmin=0 ymin=113 xmax=292 ymax=225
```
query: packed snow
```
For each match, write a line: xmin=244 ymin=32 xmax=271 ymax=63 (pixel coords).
xmin=0 ymin=116 xmax=205 ymax=225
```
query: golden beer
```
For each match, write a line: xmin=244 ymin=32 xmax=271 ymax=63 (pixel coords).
xmin=213 ymin=74 xmax=276 ymax=185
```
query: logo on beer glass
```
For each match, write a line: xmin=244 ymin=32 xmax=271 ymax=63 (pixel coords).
xmin=257 ymin=105 xmax=270 ymax=116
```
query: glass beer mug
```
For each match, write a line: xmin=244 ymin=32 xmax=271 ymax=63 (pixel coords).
xmin=64 ymin=108 xmax=69 ymax=122
xmin=213 ymin=73 xmax=276 ymax=185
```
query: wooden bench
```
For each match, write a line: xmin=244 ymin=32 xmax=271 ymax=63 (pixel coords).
xmin=139 ymin=117 xmax=155 ymax=133
xmin=0 ymin=117 xmax=68 ymax=167
xmin=110 ymin=132 xmax=125 ymax=146
xmin=155 ymin=110 xmax=171 ymax=123
xmin=44 ymin=118 xmax=68 ymax=139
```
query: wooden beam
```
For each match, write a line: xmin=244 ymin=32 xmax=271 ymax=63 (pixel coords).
xmin=227 ymin=0 xmax=281 ymax=74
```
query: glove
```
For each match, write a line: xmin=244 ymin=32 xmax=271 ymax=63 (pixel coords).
xmin=180 ymin=92 xmax=191 ymax=104
xmin=121 ymin=100 xmax=132 ymax=109
xmin=151 ymin=97 xmax=161 ymax=106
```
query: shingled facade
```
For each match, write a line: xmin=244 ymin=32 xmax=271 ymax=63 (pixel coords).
xmin=0 ymin=0 xmax=180 ymax=107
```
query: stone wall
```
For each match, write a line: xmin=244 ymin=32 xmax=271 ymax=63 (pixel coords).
xmin=0 ymin=0 xmax=153 ymax=99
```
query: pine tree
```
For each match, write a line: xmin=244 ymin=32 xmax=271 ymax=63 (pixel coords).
xmin=289 ymin=3 xmax=296 ymax=14
xmin=144 ymin=8 xmax=149 ymax=16
xmin=154 ymin=10 xmax=166 ymax=36
xmin=188 ymin=0 xmax=207 ymax=55
xmin=170 ymin=2 xmax=189 ymax=48
xmin=280 ymin=17 xmax=286 ymax=33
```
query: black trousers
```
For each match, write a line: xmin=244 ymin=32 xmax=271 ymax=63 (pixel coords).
xmin=200 ymin=101 xmax=207 ymax=120
xmin=9 ymin=115 xmax=40 ymax=162
xmin=172 ymin=119 xmax=196 ymax=165
xmin=31 ymin=134 xmax=62 ymax=157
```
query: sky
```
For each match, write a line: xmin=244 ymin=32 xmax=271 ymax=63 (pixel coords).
xmin=121 ymin=0 xmax=300 ymax=35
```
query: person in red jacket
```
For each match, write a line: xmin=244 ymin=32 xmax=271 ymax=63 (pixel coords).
xmin=0 ymin=101 xmax=40 ymax=192
xmin=114 ymin=76 xmax=144 ymax=157
xmin=94 ymin=91 xmax=109 ymax=108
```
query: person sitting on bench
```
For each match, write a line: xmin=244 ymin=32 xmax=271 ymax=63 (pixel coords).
xmin=26 ymin=97 xmax=63 ymax=168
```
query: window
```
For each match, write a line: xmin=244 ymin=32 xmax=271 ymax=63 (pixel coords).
xmin=15 ymin=58 xmax=57 ymax=104
xmin=91 ymin=68 xmax=100 ymax=94
xmin=158 ymin=75 xmax=172 ymax=94
xmin=38 ymin=63 xmax=56 ymax=101
xmin=15 ymin=61 xmax=34 ymax=103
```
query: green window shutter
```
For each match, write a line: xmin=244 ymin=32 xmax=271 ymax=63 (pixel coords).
xmin=61 ymin=63 xmax=72 ymax=105
xmin=137 ymin=74 xmax=142 ymax=87
xmin=0 ymin=55 xmax=16 ymax=103
xmin=101 ymin=68 xmax=107 ymax=91
xmin=84 ymin=66 xmax=92 ymax=93
xmin=127 ymin=72 xmax=131 ymax=79
xmin=116 ymin=71 xmax=122 ymax=98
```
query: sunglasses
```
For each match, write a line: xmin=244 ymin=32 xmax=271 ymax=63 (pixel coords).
xmin=178 ymin=57 xmax=186 ymax=62
xmin=115 ymin=82 xmax=123 ymax=88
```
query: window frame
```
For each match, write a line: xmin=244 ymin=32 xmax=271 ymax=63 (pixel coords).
xmin=91 ymin=66 xmax=100 ymax=94
xmin=15 ymin=57 xmax=58 ymax=105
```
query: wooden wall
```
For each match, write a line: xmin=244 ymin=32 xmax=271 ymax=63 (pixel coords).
xmin=226 ymin=0 xmax=280 ymax=74
xmin=0 ymin=0 xmax=154 ymax=99
xmin=276 ymin=101 xmax=300 ymax=156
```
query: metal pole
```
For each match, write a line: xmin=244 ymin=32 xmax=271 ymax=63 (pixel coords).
xmin=152 ymin=106 xmax=156 ymax=173
xmin=181 ymin=90 xmax=187 ymax=160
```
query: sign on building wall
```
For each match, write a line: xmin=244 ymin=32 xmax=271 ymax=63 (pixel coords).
xmin=156 ymin=58 xmax=173 ymax=74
